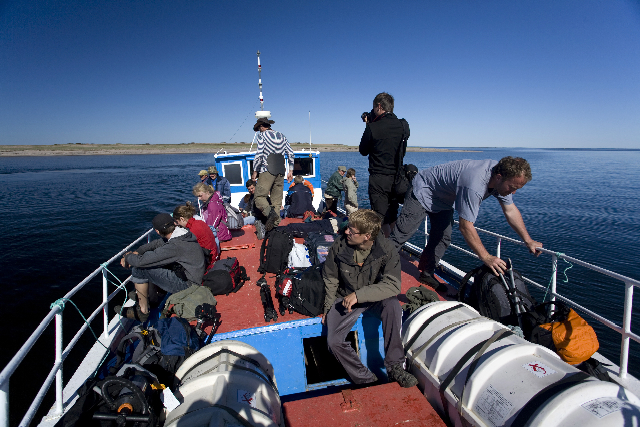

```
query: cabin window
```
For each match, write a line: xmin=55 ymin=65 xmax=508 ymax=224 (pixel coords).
xmin=222 ymin=162 xmax=243 ymax=185
xmin=303 ymin=332 xmax=357 ymax=385
xmin=293 ymin=157 xmax=314 ymax=177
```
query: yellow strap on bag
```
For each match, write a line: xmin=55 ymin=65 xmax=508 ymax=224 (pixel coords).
xmin=539 ymin=308 xmax=599 ymax=364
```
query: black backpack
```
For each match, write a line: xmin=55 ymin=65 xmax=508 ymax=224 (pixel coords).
xmin=275 ymin=264 xmax=326 ymax=317
xmin=202 ymin=257 xmax=250 ymax=295
xmin=458 ymin=265 xmax=536 ymax=326
xmin=109 ymin=318 xmax=200 ymax=388
xmin=258 ymin=228 xmax=294 ymax=274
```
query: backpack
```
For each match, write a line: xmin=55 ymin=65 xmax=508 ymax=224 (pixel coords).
xmin=275 ymin=264 xmax=326 ymax=317
xmin=258 ymin=228 xmax=295 ymax=274
xmin=521 ymin=300 xmax=599 ymax=365
xmin=304 ymin=232 xmax=337 ymax=265
xmin=202 ymin=257 xmax=250 ymax=296
xmin=109 ymin=318 xmax=200 ymax=388
xmin=162 ymin=285 xmax=217 ymax=320
xmin=59 ymin=365 xmax=163 ymax=427
xmin=458 ymin=265 xmax=536 ymax=326
xmin=222 ymin=202 xmax=244 ymax=230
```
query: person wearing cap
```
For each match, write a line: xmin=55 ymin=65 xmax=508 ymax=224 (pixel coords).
xmin=118 ymin=213 xmax=206 ymax=322
xmin=251 ymin=117 xmax=294 ymax=233
xmin=359 ymin=92 xmax=409 ymax=236
xmin=206 ymin=166 xmax=231 ymax=203
xmin=324 ymin=166 xmax=346 ymax=213
xmin=198 ymin=170 xmax=209 ymax=184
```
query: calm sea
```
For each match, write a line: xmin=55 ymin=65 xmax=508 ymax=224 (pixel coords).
xmin=1 ymin=148 xmax=639 ymax=424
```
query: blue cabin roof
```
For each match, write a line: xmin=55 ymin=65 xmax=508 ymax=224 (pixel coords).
xmin=214 ymin=150 xmax=321 ymax=193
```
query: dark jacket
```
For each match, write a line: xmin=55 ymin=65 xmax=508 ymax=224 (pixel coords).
xmin=286 ymin=183 xmax=315 ymax=217
xmin=206 ymin=176 xmax=231 ymax=203
xmin=125 ymin=228 xmax=206 ymax=285
xmin=322 ymin=233 xmax=401 ymax=314
xmin=325 ymin=171 xmax=344 ymax=198
xmin=359 ymin=112 xmax=408 ymax=175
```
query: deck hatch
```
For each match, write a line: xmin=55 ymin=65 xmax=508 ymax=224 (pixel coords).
xmin=303 ymin=332 xmax=357 ymax=385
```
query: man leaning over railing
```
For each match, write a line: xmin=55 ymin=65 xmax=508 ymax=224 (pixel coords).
xmin=390 ymin=156 xmax=543 ymax=290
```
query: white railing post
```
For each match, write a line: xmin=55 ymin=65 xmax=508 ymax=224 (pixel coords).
xmin=0 ymin=378 xmax=8 ymax=427
xmin=54 ymin=312 xmax=63 ymax=415
xmin=551 ymin=254 xmax=558 ymax=302
xmin=496 ymin=237 xmax=501 ymax=259
xmin=102 ymin=267 xmax=108 ymax=337
xmin=424 ymin=217 xmax=429 ymax=246
xmin=619 ymin=281 xmax=634 ymax=378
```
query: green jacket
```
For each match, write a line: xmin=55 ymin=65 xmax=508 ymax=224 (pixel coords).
xmin=325 ymin=171 xmax=343 ymax=198
xmin=322 ymin=233 xmax=401 ymax=315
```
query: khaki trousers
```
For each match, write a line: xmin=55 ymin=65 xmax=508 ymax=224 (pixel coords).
xmin=254 ymin=171 xmax=284 ymax=219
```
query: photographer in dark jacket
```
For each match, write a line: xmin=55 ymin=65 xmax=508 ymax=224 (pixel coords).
xmin=359 ymin=92 xmax=409 ymax=236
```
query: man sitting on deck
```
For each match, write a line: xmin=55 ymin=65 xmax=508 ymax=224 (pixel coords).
xmin=322 ymin=209 xmax=418 ymax=388
xmin=118 ymin=213 xmax=205 ymax=322
xmin=390 ymin=156 xmax=543 ymax=290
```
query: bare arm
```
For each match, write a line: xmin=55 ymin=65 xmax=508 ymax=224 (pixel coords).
xmin=459 ymin=218 xmax=507 ymax=276
xmin=500 ymin=202 xmax=543 ymax=256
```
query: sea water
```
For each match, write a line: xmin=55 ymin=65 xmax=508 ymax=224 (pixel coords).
xmin=0 ymin=148 xmax=639 ymax=422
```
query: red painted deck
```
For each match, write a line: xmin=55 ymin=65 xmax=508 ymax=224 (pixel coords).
xmin=217 ymin=219 xmax=450 ymax=427
xmin=282 ymin=382 xmax=446 ymax=427
xmin=216 ymin=218 xmax=450 ymax=333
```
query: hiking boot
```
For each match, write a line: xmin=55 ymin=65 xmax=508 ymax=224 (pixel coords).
xmin=418 ymin=273 xmax=448 ymax=293
xmin=387 ymin=363 xmax=418 ymax=388
xmin=264 ymin=208 xmax=279 ymax=232
xmin=114 ymin=304 xmax=149 ymax=322
xmin=127 ymin=290 xmax=138 ymax=302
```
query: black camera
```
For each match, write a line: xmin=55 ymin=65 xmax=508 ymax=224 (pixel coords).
xmin=361 ymin=109 xmax=375 ymax=123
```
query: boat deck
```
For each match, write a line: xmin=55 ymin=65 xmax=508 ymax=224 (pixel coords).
xmin=212 ymin=218 xmax=450 ymax=426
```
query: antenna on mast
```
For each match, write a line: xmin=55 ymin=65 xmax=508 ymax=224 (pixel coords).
xmin=255 ymin=50 xmax=271 ymax=120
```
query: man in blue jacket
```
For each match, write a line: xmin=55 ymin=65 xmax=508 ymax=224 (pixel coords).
xmin=207 ymin=166 xmax=231 ymax=203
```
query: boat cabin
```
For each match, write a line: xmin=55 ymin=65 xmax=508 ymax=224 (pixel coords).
xmin=214 ymin=150 xmax=323 ymax=210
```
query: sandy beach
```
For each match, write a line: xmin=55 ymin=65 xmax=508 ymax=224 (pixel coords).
xmin=0 ymin=143 xmax=476 ymax=156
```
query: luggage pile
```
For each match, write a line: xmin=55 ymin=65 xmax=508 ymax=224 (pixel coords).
xmin=458 ymin=259 xmax=610 ymax=380
xmin=255 ymin=225 xmax=338 ymax=322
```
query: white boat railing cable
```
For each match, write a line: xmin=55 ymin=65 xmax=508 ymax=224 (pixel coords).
xmin=321 ymin=179 xmax=639 ymax=378
xmin=0 ymin=229 xmax=154 ymax=427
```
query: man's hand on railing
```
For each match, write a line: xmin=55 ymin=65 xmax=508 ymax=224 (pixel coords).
xmin=525 ymin=239 xmax=543 ymax=257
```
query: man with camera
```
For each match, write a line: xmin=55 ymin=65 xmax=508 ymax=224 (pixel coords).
xmin=359 ymin=92 xmax=409 ymax=236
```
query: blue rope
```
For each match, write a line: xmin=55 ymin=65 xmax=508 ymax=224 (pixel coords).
xmin=543 ymin=252 xmax=574 ymax=302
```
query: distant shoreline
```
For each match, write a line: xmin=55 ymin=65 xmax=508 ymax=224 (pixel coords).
xmin=0 ymin=143 xmax=477 ymax=156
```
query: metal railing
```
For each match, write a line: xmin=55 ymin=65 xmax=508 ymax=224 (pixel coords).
xmin=0 ymin=229 xmax=154 ymax=427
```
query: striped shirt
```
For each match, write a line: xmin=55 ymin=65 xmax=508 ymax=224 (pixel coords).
xmin=253 ymin=130 xmax=295 ymax=173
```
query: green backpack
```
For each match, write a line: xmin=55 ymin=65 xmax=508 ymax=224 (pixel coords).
xmin=162 ymin=285 xmax=217 ymax=320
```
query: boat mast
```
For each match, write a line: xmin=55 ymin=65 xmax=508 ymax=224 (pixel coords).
xmin=251 ymin=51 xmax=271 ymax=152
xmin=255 ymin=51 xmax=271 ymax=120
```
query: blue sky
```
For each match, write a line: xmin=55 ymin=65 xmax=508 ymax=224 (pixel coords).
xmin=1 ymin=0 xmax=639 ymax=148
